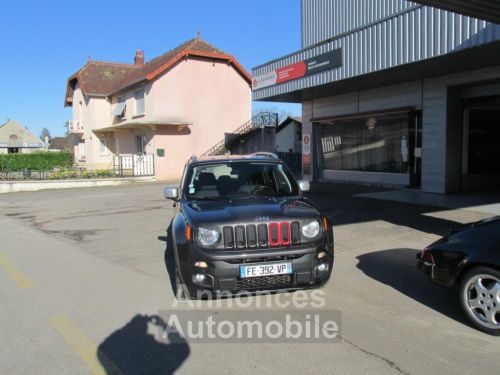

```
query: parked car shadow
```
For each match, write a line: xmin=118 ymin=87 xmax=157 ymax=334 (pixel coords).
xmin=97 ymin=314 xmax=190 ymax=375
xmin=356 ymin=248 xmax=471 ymax=326
xmin=159 ymin=222 xmax=177 ymax=296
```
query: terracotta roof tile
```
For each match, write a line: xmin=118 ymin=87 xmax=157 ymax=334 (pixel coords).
xmin=65 ymin=38 xmax=250 ymax=106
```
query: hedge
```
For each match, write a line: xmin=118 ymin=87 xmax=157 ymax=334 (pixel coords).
xmin=0 ymin=152 xmax=73 ymax=171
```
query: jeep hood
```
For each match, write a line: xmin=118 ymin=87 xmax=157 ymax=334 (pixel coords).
xmin=183 ymin=197 xmax=321 ymax=225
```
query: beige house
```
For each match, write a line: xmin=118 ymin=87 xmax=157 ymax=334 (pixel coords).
xmin=64 ymin=37 xmax=252 ymax=180
xmin=0 ymin=119 xmax=45 ymax=154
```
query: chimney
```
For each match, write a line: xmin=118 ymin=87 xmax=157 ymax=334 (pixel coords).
xmin=134 ymin=50 xmax=145 ymax=66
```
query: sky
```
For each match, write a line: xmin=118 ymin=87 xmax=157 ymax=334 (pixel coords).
xmin=0 ymin=0 xmax=302 ymax=138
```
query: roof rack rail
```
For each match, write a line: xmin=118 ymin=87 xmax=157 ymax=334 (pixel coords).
xmin=190 ymin=154 xmax=198 ymax=161
xmin=250 ymin=152 xmax=279 ymax=159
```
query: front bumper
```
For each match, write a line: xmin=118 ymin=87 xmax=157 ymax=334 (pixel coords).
xmin=179 ymin=243 xmax=333 ymax=296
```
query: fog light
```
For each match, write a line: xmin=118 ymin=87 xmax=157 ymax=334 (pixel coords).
xmin=317 ymin=251 xmax=327 ymax=259
xmin=193 ymin=274 xmax=206 ymax=283
xmin=317 ymin=263 xmax=328 ymax=272
xmin=194 ymin=261 xmax=208 ymax=268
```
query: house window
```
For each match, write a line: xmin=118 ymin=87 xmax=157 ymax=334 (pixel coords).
xmin=78 ymin=139 xmax=86 ymax=160
xmin=99 ymin=138 xmax=109 ymax=155
xmin=134 ymin=90 xmax=145 ymax=116
xmin=136 ymin=135 xmax=146 ymax=154
xmin=113 ymin=96 xmax=126 ymax=119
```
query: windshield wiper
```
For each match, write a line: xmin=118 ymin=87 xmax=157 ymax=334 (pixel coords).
xmin=190 ymin=196 xmax=225 ymax=201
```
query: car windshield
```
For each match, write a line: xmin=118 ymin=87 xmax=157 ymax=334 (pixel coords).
xmin=184 ymin=161 xmax=299 ymax=199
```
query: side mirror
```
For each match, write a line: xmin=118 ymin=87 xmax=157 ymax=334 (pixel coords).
xmin=164 ymin=186 xmax=179 ymax=200
xmin=298 ymin=179 xmax=310 ymax=192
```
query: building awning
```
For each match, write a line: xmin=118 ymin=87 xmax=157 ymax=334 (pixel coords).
xmin=112 ymin=101 xmax=126 ymax=116
xmin=93 ymin=119 xmax=192 ymax=133
xmin=254 ymin=41 xmax=500 ymax=103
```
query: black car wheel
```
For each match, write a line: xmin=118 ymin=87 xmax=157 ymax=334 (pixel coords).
xmin=460 ymin=267 xmax=500 ymax=335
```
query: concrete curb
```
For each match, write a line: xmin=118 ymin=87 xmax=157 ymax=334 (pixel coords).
xmin=0 ymin=177 xmax=156 ymax=193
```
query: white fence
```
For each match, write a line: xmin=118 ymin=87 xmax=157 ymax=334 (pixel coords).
xmin=114 ymin=154 xmax=154 ymax=176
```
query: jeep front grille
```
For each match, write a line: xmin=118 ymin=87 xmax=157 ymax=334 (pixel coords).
xmin=246 ymin=224 xmax=257 ymax=247
xmin=235 ymin=274 xmax=293 ymax=290
xmin=222 ymin=222 xmax=300 ymax=249
xmin=257 ymin=224 xmax=268 ymax=246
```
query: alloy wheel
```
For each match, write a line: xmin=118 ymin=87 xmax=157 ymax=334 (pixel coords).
xmin=462 ymin=273 xmax=500 ymax=330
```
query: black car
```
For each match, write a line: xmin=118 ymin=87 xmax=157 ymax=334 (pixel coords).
xmin=417 ymin=216 xmax=500 ymax=335
xmin=164 ymin=153 xmax=334 ymax=299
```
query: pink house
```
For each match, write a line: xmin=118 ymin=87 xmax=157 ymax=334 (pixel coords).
xmin=64 ymin=37 xmax=252 ymax=180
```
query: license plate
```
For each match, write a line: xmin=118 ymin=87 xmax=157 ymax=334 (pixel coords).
xmin=239 ymin=262 xmax=293 ymax=278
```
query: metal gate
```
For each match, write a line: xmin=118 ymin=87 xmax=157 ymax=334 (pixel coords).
xmin=114 ymin=154 xmax=155 ymax=176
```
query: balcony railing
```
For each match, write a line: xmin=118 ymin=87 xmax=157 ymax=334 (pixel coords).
xmin=68 ymin=119 xmax=84 ymax=133
xmin=201 ymin=112 xmax=279 ymax=156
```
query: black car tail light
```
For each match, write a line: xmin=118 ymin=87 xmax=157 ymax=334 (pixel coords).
xmin=258 ymin=224 xmax=268 ymax=247
xmin=280 ymin=222 xmax=291 ymax=246
xmin=246 ymin=225 xmax=257 ymax=248
xmin=268 ymin=223 xmax=280 ymax=247
xmin=223 ymin=226 xmax=234 ymax=248
xmin=421 ymin=249 xmax=435 ymax=264
xmin=291 ymin=222 xmax=301 ymax=244
xmin=235 ymin=225 xmax=246 ymax=248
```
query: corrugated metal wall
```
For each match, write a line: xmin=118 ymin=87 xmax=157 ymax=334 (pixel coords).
xmin=301 ymin=0 xmax=419 ymax=48
xmin=253 ymin=3 xmax=500 ymax=101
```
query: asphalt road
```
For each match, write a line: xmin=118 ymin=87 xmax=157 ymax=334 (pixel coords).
xmin=0 ymin=182 xmax=499 ymax=375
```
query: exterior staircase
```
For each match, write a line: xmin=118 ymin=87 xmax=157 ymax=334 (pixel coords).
xmin=201 ymin=112 xmax=279 ymax=156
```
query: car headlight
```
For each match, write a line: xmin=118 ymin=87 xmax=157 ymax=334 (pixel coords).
xmin=302 ymin=220 xmax=320 ymax=238
xmin=196 ymin=227 xmax=220 ymax=246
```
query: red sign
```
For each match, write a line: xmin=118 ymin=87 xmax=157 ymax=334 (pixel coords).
xmin=252 ymin=49 xmax=343 ymax=90
xmin=276 ymin=61 xmax=306 ymax=84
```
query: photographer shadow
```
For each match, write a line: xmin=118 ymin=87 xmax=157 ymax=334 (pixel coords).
xmin=97 ymin=314 xmax=190 ymax=375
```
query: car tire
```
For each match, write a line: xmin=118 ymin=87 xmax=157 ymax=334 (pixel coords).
xmin=459 ymin=266 xmax=500 ymax=335
xmin=175 ymin=270 xmax=192 ymax=300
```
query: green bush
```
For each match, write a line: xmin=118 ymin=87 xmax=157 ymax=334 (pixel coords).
xmin=47 ymin=169 xmax=115 ymax=180
xmin=0 ymin=152 xmax=73 ymax=171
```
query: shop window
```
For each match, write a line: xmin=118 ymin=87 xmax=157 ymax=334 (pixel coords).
xmin=316 ymin=113 xmax=411 ymax=174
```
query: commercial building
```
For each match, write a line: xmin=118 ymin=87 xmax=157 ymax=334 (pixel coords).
xmin=252 ymin=0 xmax=500 ymax=193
